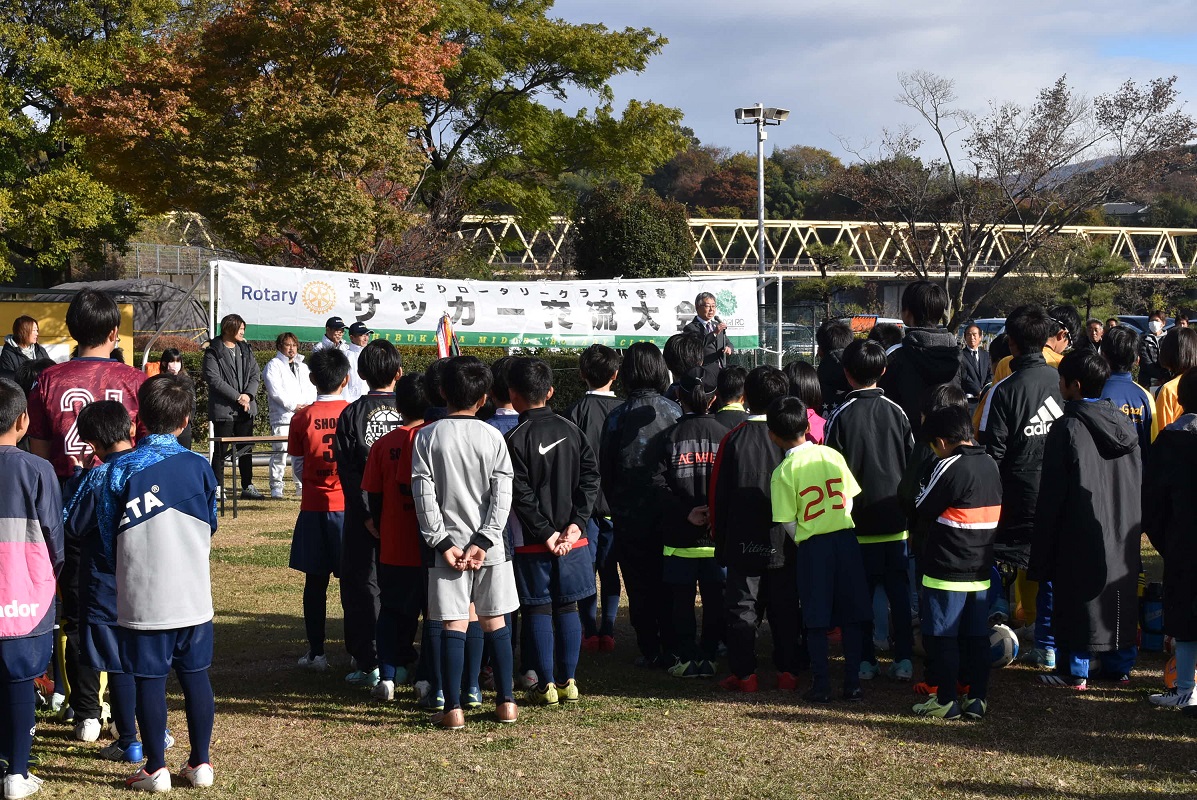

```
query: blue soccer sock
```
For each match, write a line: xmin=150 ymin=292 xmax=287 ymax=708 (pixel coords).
xmin=177 ymin=669 xmax=214 ymax=767
xmin=108 ymin=670 xmax=139 ymax=747
xmin=527 ymin=606 xmax=555 ymax=687
xmin=420 ymin=619 xmax=443 ymax=694
xmin=578 ymin=593 xmax=599 ymax=639
xmin=135 ymin=676 xmax=169 ymax=773
xmin=464 ymin=621 xmax=483 ymax=694
xmin=3 ymin=679 xmax=36 ymax=777
xmin=440 ymin=630 xmax=467 ymax=711
xmin=484 ymin=626 xmax=515 ymax=703
xmin=555 ymin=604 xmax=582 ymax=682
xmin=303 ymin=573 xmax=330 ymax=657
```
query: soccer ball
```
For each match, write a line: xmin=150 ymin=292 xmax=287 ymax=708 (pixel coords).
xmin=989 ymin=623 xmax=1019 ymax=668
xmin=1163 ymin=655 xmax=1196 ymax=690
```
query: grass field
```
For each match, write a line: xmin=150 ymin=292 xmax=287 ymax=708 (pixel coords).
xmin=27 ymin=500 xmax=1197 ymax=799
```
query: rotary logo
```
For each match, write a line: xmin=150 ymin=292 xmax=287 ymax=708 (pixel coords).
xmin=716 ymin=289 xmax=737 ymax=316
xmin=302 ymin=281 xmax=336 ymax=315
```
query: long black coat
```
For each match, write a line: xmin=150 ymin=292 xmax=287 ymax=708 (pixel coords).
xmin=1030 ymin=400 xmax=1142 ymax=653
xmin=1144 ymin=415 xmax=1197 ymax=641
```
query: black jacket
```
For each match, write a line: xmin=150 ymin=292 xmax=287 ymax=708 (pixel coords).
xmin=564 ymin=392 xmax=624 ymax=519
xmin=880 ymin=326 xmax=962 ymax=436
xmin=335 ymin=391 xmax=402 ymax=521
xmin=600 ymin=390 xmax=682 ymax=534
xmin=507 ymin=406 xmax=600 ymax=548
xmin=683 ymin=317 xmax=732 ymax=389
xmin=824 ymin=388 xmax=913 ymax=539
xmin=817 ymin=349 xmax=851 ymax=417
xmin=0 ymin=340 xmax=49 ymax=380
xmin=202 ymin=338 xmax=260 ymax=422
xmin=913 ymin=444 xmax=1002 ymax=583
xmin=1031 ymin=399 xmax=1141 ymax=652
xmin=958 ymin=347 xmax=992 ymax=398
xmin=710 ymin=418 xmax=788 ymax=574
xmin=977 ymin=352 xmax=1063 ymax=555
xmin=898 ymin=441 xmax=937 ymax=554
xmin=714 ymin=405 xmax=749 ymax=430
xmin=660 ymin=413 xmax=725 ymax=552
xmin=1143 ymin=415 xmax=1197 ymax=640
xmin=1138 ymin=331 xmax=1165 ymax=387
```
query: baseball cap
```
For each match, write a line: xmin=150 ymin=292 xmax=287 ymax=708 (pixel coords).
xmin=324 ymin=316 xmax=346 ymax=330
xmin=348 ymin=321 xmax=373 ymax=336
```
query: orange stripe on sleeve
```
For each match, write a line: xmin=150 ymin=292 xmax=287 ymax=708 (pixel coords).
xmin=939 ymin=505 xmax=1001 ymax=525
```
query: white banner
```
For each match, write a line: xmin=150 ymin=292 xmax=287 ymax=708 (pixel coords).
xmin=215 ymin=261 xmax=760 ymax=349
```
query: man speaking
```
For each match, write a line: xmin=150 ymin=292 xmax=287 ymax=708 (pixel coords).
xmin=683 ymin=292 xmax=733 ymax=387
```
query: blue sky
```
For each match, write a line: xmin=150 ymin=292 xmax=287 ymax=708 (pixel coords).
xmin=549 ymin=1 xmax=1197 ymax=162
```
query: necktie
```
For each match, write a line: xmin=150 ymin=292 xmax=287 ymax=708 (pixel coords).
xmin=290 ymin=362 xmax=297 ymax=377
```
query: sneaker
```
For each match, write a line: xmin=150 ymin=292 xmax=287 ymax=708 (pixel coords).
xmin=888 ymin=659 xmax=914 ymax=681
xmin=1019 ymin=647 xmax=1056 ymax=669
xmin=859 ymin=661 xmax=879 ymax=681
xmin=697 ymin=660 xmax=717 ymax=678
xmin=270 ymin=489 xmax=284 ymax=500
xmin=125 ymin=766 xmax=171 ymax=792
xmin=560 ymin=679 xmax=580 ymax=703
xmin=164 ymin=731 xmax=175 ymax=750
xmin=598 ymin=635 xmax=616 ymax=652
xmin=3 ymin=773 xmax=43 ymax=799
xmin=432 ymin=708 xmax=465 ymax=731
xmin=297 ymin=652 xmax=329 ymax=671
xmin=913 ymin=694 xmax=962 ymax=719
xmin=178 ymin=762 xmax=214 ymax=788
xmin=802 ymin=686 xmax=833 ymax=703
xmin=345 ymin=668 xmax=380 ymax=688
xmin=413 ymin=680 xmax=432 ymax=701
xmin=49 ymin=692 xmax=66 ymax=714
xmin=718 ymin=673 xmax=758 ymax=693
xmin=496 ymin=701 xmax=519 ymax=724
xmin=962 ymin=697 xmax=988 ymax=720
xmin=528 ymin=683 xmax=559 ymax=706
xmin=464 ymin=687 xmax=483 ymax=709
xmin=516 ymin=670 xmax=539 ymax=691
xmin=371 ymin=680 xmax=395 ymax=701
xmin=776 ymin=672 xmax=798 ymax=692
xmin=1110 ymin=673 xmax=1131 ymax=687
xmin=667 ymin=660 xmax=702 ymax=679
xmin=240 ymin=485 xmax=265 ymax=500
xmin=213 ymin=486 xmax=222 ymax=502
xmin=99 ymin=741 xmax=144 ymax=762
xmin=1039 ymin=674 xmax=1087 ymax=690
xmin=842 ymin=687 xmax=864 ymax=702
xmin=1149 ymin=687 xmax=1195 ymax=708
xmin=74 ymin=717 xmax=102 ymax=742
xmin=418 ymin=690 xmax=445 ymax=712
xmin=581 ymin=636 xmax=601 ymax=653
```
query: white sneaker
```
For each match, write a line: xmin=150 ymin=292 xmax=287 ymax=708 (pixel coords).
xmin=3 ymin=773 xmax=43 ymax=799
xmin=270 ymin=489 xmax=284 ymax=500
xmin=371 ymin=680 xmax=395 ymax=701
xmin=297 ymin=652 xmax=328 ymax=671
xmin=125 ymin=766 xmax=171 ymax=792
xmin=1149 ymin=687 xmax=1195 ymax=707
xmin=516 ymin=669 xmax=539 ymax=691
xmin=74 ymin=717 xmax=102 ymax=742
xmin=49 ymin=692 xmax=66 ymax=713
xmin=178 ymin=762 xmax=214 ymax=788
xmin=413 ymin=680 xmax=432 ymax=701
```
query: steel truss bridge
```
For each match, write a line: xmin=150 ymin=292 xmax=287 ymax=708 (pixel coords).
xmin=457 ymin=216 xmax=1197 ymax=278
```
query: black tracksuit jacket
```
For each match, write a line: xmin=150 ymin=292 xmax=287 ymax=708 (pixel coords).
xmin=564 ymin=392 xmax=624 ymax=519
xmin=660 ymin=413 xmax=726 ymax=552
xmin=334 ymin=391 xmax=402 ymax=522
xmin=913 ymin=444 xmax=1003 ymax=583
xmin=710 ymin=418 xmax=788 ymax=574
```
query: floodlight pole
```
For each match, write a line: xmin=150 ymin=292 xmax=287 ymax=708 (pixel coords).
xmin=756 ymin=117 xmax=766 ymax=306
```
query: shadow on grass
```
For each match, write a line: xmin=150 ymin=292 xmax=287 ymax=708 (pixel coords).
xmin=940 ymin=780 xmax=1196 ymax=799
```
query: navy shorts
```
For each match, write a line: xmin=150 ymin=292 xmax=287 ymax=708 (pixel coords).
xmin=378 ymin=564 xmax=425 ymax=616
xmin=587 ymin=517 xmax=616 ymax=572
xmin=921 ymin=587 xmax=989 ymax=638
xmin=290 ymin=510 xmax=345 ymax=577
xmin=662 ymin=554 xmax=726 ymax=587
xmin=0 ymin=632 xmax=53 ymax=683
xmin=117 ymin=621 xmax=214 ymax=678
xmin=514 ymin=547 xmax=596 ymax=606
xmin=80 ymin=622 xmax=123 ymax=673
xmin=794 ymin=528 xmax=871 ymax=629
xmin=858 ymin=538 xmax=910 ymax=579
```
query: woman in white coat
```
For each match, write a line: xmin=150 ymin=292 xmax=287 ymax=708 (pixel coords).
xmin=262 ymin=332 xmax=317 ymax=499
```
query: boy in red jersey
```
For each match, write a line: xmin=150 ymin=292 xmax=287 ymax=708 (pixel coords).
xmin=288 ymin=349 xmax=351 ymax=671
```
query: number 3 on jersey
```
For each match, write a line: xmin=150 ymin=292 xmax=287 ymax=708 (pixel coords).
xmin=798 ymin=478 xmax=846 ymax=522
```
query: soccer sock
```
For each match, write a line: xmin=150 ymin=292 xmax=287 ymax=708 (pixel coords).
xmin=4 ymin=679 xmax=36 ymax=777
xmin=422 ymin=619 xmax=443 ymax=694
xmin=527 ymin=605 xmax=555 ymax=687
xmin=464 ymin=621 xmax=484 ymax=694
xmin=1175 ymin=641 xmax=1197 ymax=694
xmin=108 ymin=670 xmax=139 ymax=747
xmin=806 ymin=628 xmax=830 ymax=692
xmin=578 ymin=593 xmax=599 ymax=638
xmin=726 ymin=620 xmax=757 ymax=679
xmin=303 ymin=572 xmax=330 ymax=657
xmin=440 ymin=629 xmax=467 ymax=711
xmin=135 ymin=676 xmax=169 ymax=773
xmin=840 ymin=623 xmax=864 ymax=693
xmin=928 ymin=636 xmax=959 ymax=703
xmin=519 ymin=609 xmax=536 ymax=673
xmin=177 ymin=669 xmax=214 ymax=767
xmin=484 ymin=626 xmax=515 ymax=703
xmin=376 ymin=606 xmax=398 ymax=682
xmin=963 ymin=635 xmax=990 ymax=701
xmin=554 ymin=603 xmax=582 ymax=682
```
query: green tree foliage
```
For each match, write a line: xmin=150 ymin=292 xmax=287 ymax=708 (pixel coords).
xmin=570 ymin=184 xmax=692 ymax=279
xmin=791 ymin=241 xmax=860 ymax=319
xmin=1061 ymin=245 xmax=1132 ymax=319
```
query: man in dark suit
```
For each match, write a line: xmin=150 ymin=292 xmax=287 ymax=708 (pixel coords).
xmin=682 ymin=292 xmax=733 ymax=388
xmin=959 ymin=323 xmax=992 ymax=400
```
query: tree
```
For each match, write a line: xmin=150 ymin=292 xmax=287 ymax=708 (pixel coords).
xmin=791 ymin=240 xmax=860 ymax=320
xmin=1062 ymin=244 xmax=1132 ymax=319
xmin=71 ymin=0 xmax=458 ymax=272
xmin=837 ymin=72 xmax=1196 ymax=328
xmin=570 ymin=184 xmax=692 ymax=280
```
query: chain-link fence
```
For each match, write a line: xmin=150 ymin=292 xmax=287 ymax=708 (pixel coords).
xmin=726 ymin=302 xmax=822 ymax=369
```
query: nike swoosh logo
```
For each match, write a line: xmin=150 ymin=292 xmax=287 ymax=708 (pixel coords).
xmin=538 ymin=438 xmax=567 ymax=455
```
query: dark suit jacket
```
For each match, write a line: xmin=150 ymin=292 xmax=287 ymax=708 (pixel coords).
xmin=683 ymin=317 xmax=732 ymax=387
xmin=959 ymin=347 xmax=992 ymax=397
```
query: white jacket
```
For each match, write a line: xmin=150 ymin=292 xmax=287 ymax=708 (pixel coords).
xmin=311 ymin=335 xmax=349 ymax=354
xmin=344 ymin=342 xmax=365 ymax=403
xmin=263 ymin=352 xmax=317 ymax=426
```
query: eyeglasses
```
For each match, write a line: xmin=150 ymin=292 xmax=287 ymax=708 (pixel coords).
xmin=1048 ymin=317 xmax=1072 ymax=345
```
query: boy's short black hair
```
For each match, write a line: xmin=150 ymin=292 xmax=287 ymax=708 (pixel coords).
xmin=15 ymin=357 xmax=55 ymax=398
xmin=508 ymin=358 xmax=553 ymax=405
xmin=423 ymin=357 xmax=450 ymax=407
xmin=308 ymin=348 xmax=351 ymax=395
xmin=620 ymin=342 xmax=671 ymax=394
xmin=921 ymin=382 xmax=969 ymax=419
xmin=744 ymin=365 xmax=790 ymax=414
xmin=76 ymin=400 xmax=133 ymax=449
xmin=137 ymin=374 xmax=193 ymax=434
xmin=578 ymin=344 xmax=620 ymax=389
xmin=1047 ymin=304 xmax=1082 ymax=345
xmin=0 ymin=378 xmax=27 ymax=433
xmin=816 ymin=320 xmax=853 ymax=354
xmin=357 ymin=339 xmax=402 ymax=390
xmin=664 ymin=332 xmax=704 ymax=378
xmin=1100 ymin=325 xmax=1139 ymax=373
xmin=66 ymin=289 xmax=121 ymax=349
xmin=443 ymin=357 xmax=493 ymax=410
xmin=783 ymin=360 xmax=822 ymax=410
xmin=489 ymin=356 xmax=515 ymax=405
xmin=1005 ymin=305 xmax=1054 ymax=354
xmin=868 ymin=323 xmax=904 ymax=350
xmin=901 ymin=280 xmax=948 ymax=326
xmin=1177 ymin=368 xmax=1197 ymax=414
xmin=922 ymin=405 xmax=974 ymax=445
xmin=842 ymin=339 xmax=887 ymax=386
xmin=1058 ymin=349 xmax=1110 ymax=399
xmin=716 ymin=365 xmax=747 ymax=403
xmin=394 ymin=374 xmax=429 ymax=421
xmin=766 ymin=395 xmax=809 ymax=440
xmin=988 ymin=332 xmax=1010 ymax=363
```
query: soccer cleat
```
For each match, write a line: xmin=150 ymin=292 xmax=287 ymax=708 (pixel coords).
xmin=1149 ymin=688 xmax=1196 ymax=708
xmin=3 ymin=773 xmax=44 ymax=799
xmin=561 ymin=679 xmax=580 ymax=703
xmin=913 ymin=694 xmax=962 ymax=719
xmin=99 ymin=741 xmax=144 ymax=763
xmin=178 ymin=762 xmax=214 ymax=788
xmin=74 ymin=717 xmax=102 ymax=743
xmin=516 ymin=670 xmax=539 ymax=691
xmin=1019 ymin=647 xmax=1056 ymax=669
xmin=842 ymin=687 xmax=865 ymax=702
xmin=581 ymin=636 xmax=601 ymax=653
xmin=371 ymin=680 xmax=395 ymax=702
xmin=345 ymin=668 xmax=380 ymax=688
xmin=802 ymin=686 xmax=833 ymax=704
xmin=125 ymin=766 xmax=171 ymax=792
xmin=465 ymin=687 xmax=483 ymax=709
xmin=776 ymin=672 xmax=799 ymax=692
xmin=1039 ymin=674 xmax=1087 ymax=690
xmin=418 ymin=690 xmax=445 ymax=712
xmin=962 ymin=697 xmax=988 ymax=720
xmin=496 ymin=701 xmax=519 ymax=724
xmin=667 ymin=660 xmax=702 ymax=679
xmin=432 ymin=709 xmax=466 ymax=731
xmin=240 ymin=484 xmax=265 ymax=500
xmin=598 ymin=635 xmax=616 ymax=652
xmin=888 ymin=659 xmax=914 ymax=681
xmin=718 ymin=673 xmax=759 ymax=693
xmin=859 ymin=661 xmax=879 ymax=681
xmin=528 ymin=683 xmax=559 ymax=706
xmin=913 ymin=681 xmax=936 ymax=696
xmin=270 ymin=488 xmax=284 ymax=500
xmin=297 ymin=652 xmax=329 ymax=671
xmin=697 ymin=660 xmax=717 ymax=678
xmin=164 ymin=731 xmax=175 ymax=750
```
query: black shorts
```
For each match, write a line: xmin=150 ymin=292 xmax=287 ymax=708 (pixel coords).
xmin=794 ymin=529 xmax=871 ymax=629
xmin=514 ymin=547 xmax=596 ymax=606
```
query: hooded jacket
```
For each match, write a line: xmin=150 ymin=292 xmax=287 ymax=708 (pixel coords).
xmin=202 ymin=337 xmax=260 ymax=422
xmin=913 ymin=444 xmax=1002 ymax=585
xmin=817 ymin=349 xmax=851 ymax=417
xmin=1143 ymin=414 xmax=1197 ymax=640
xmin=262 ymin=351 xmax=315 ymax=426
xmin=880 ymin=326 xmax=962 ymax=436
xmin=659 ymin=413 xmax=725 ymax=555
xmin=0 ymin=336 xmax=49 ymax=379
xmin=1030 ymin=400 xmax=1141 ymax=652
xmin=599 ymin=389 xmax=682 ymax=530
xmin=709 ymin=417 xmax=788 ymax=573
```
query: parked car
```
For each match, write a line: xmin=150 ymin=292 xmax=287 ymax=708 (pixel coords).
xmin=1114 ymin=315 xmax=1177 ymax=335
xmin=956 ymin=318 xmax=1005 ymax=346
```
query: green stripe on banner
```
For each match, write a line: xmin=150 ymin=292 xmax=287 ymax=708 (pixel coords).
xmin=245 ymin=324 xmax=760 ymax=350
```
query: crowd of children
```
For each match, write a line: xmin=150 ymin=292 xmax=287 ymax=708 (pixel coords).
xmin=3 ymin=282 xmax=1195 ymax=797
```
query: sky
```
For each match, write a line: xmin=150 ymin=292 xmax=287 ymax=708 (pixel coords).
xmin=549 ymin=0 xmax=1197 ymax=163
